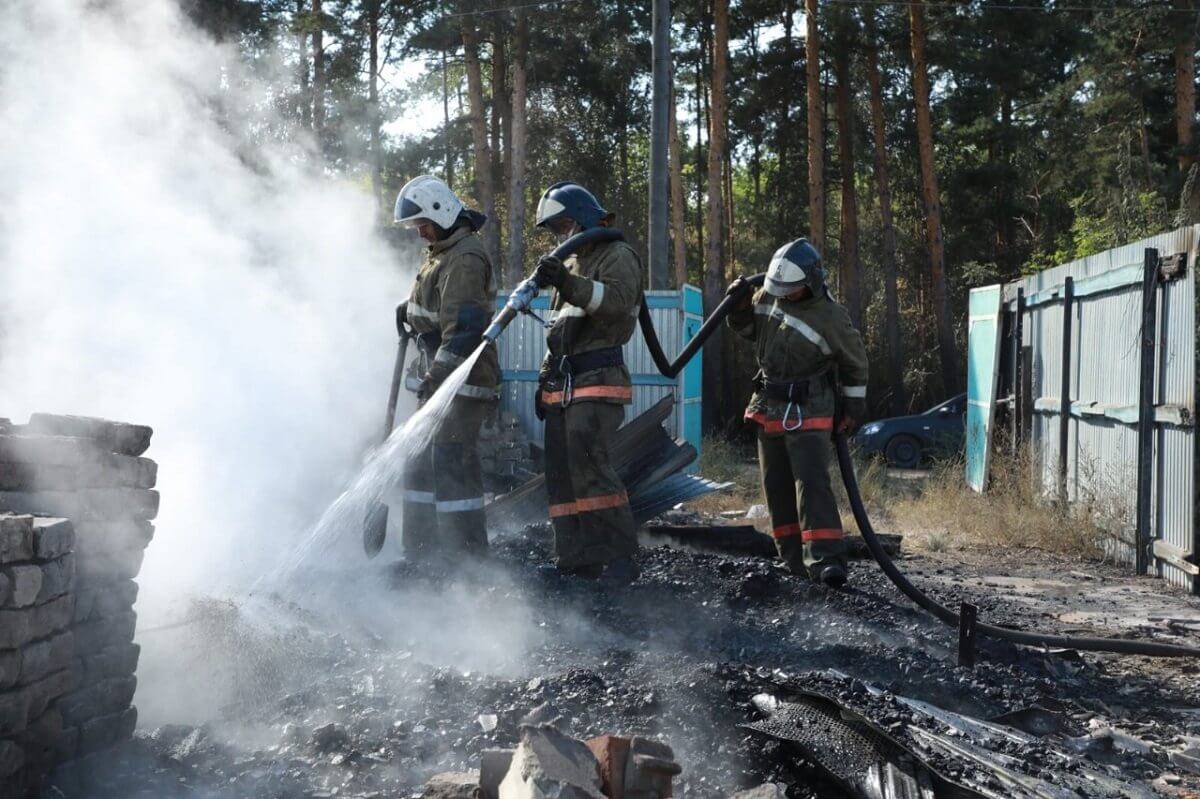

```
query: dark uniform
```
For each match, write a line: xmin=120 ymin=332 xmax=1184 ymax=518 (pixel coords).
xmin=402 ymin=223 xmax=500 ymax=557
xmin=728 ymin=285 xmax=868 ymax=577
xmin=537 ymin=238 xmax=644 ymax=571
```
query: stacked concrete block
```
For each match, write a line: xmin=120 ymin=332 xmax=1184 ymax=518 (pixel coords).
xmin=0 ymin=414 xmax=156 ymax=796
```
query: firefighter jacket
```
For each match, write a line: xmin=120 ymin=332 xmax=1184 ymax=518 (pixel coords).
xmin=728 ymin=287 xmax=868 ymax=434
xmin=537 ymin=238 xmax=644 ymax=407
xmin=406 ymin=224 xmax=500 ymax=399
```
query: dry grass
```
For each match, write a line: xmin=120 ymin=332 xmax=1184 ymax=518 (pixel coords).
xmin=690 ymin=434 xmax=1115 ymax=560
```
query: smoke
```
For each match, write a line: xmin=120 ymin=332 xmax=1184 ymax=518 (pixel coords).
xmin=0 ymin=0 xmax=417 ymax=595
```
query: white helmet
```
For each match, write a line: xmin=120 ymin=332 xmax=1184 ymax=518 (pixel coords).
xmin=394 ymin=175 xmax=463 ymax=231
xmin=764 ymin=238 xmax=825 ymax=297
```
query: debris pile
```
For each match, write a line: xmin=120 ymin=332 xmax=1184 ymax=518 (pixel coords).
xmin=0 ymin=414 xmax=157 ymax=797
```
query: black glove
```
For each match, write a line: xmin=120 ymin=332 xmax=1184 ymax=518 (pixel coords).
xmin=416 ymin=373 xmax=437 ymax=403
xmin=725 ymin=276 xmax=749 ymax=297
xmin=838 ymin=398 xmax=867 ymax=435
xmin=396 ymin=301 xmax=409 ymax=336
xmin=533 ymin=255 xmax=566 ymax=288
xmin=725 ymin=276 xmax=753 ymax=309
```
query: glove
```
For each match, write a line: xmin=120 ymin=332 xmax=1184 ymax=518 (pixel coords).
xmin=725 ymin=276 xmax=750 ymax=297
xmin=396 ymin=301 xmax=409 ymax=336
xmin=416 ymin=373 xmax=437 ymax=403
xmin=838 ymin=398 xmax=867 ymax=435
xmin=725 ymin=276 xmax=753 ymax=310
xmin=533 ymin=255 xmax=566 ymax=288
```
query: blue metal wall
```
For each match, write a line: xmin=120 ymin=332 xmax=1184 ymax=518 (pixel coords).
xmin=494 ymin=287 xmax=705 ymax=461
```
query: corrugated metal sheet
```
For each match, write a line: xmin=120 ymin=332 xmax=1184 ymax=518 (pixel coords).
xmin=494 ymin=288 xmax=704 ymax=461
xmin=1007 ymin=226 xmax=1197 ymax=591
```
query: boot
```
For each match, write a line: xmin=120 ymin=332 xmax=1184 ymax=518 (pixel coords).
xmin=818 ymin=564 xmax=847 ymax=589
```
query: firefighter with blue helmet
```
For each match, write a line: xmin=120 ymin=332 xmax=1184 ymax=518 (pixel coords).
xmin=727 ymin=238 xmax=869 ymax=587
xmin=393 ymin=175 xmax=499 ymax=560
xmin=530 ymin=181 xmax=645 ymax=585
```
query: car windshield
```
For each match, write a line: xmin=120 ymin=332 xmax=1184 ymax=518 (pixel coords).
xmin=923 ymin=394 xmax=964 ymax=415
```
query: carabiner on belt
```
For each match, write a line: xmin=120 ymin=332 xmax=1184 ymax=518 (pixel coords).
xmin=558 ymin=356 xmax=574 ymax=407
xmin=781 ymin=400 xmax=804 ymax=431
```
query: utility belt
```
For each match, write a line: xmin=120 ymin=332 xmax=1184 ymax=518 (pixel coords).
xmin=544 ymin=346 xmax=627 ymax=408
xmin=752 ymin=369 xmax=831 ymax=432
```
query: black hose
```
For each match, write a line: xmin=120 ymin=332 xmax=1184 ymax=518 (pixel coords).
xmin=638 ymin=271 xmax=1200 ymax=658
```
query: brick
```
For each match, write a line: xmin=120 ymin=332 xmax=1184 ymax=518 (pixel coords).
xmin=0 ymin=596 xmax=70 ymax=654
xmin=56 ymin=725 xmax=80 ymax=761
xmin=0 ymin=571 xmax=9 ymax=605
xmin=0 ymin=739 xmax=23 ymax=780
xmin=72 ymin=520 xmax=154 ymax=556
xmin=0 ymin=514 xmax=34 ymax=562
xmin=77 ymin=706 xmax=136 ymax=754
xmin=73 ymin=610 xmax=137 ymax=654
xmin=0 ymin=607 xmax=34 ymax=649
xmin=1 ymin=564 xmax=42 ymax=607
xmin=0 ymin=457 xmax=156 ymax=491
xmin=32 ymin=518 xmax=73 ymax=561
xmin=0 ymin=649 xmax=19 ymax=690
xmin=74 ymin=580 xmax=137 ymax=623
xmin=586 ymin=735 xmax=631 ymax=799
xmin=35 ymin=555 xmax=73 ymax=604
xmin=77 ymin=547 xmax=145 ymax=581
xmin=79 ymin=643 xmax=139 ymax=686
xmin=0 ymin=684 xmax=30 ymax=736
xmin=19 ymin=632 xmax=73 ymax=685
xmin=59 ymin=676 xmax=136 ymax=726
xmin=37 ymin=595 xmax=74 ymax=638
xmin=18 ymin=708 xmax=64 ymax=767
xmin=25 ymin=415 xmax=153 ymax=457
xmin=498 ymin=725 xmax=602 ymax=799
xmin=25 ymin=669 xmax=73 ymax=721
xmin=0 ymin=489 xmax=159 ymax=521
xmin=623 ymin=737 xmax=680 ymax=799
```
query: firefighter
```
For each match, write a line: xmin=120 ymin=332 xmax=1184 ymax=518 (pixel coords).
xmin=727 ymin=238 xmax=868 ymax=587
xmin=530 ymin=181 xmax=644 ymax=585
xmin=393 ymin=175 xmax=500 ymax=560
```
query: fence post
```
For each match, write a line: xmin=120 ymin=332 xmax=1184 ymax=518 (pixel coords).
xmin=1135 ymin=247 xmax=1159 ymax=576
xmin=1058 ymin=277 xmax=1073 ymax=504
xmin=1011 ymin=288 xmax=1025 ymax=454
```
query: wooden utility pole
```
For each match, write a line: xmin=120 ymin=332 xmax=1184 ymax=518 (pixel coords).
xmin=805 ymin=0 xmax=825 ymax=253
xmin=506 ymin=11 xmax=530 ymax=288
xmin=909 ymin=0 xmax=959 ymax=394
xmin=461 ymin=17 xmax=501 ymax=276
xmin=864 ymin=9 xmax=907 ymax=414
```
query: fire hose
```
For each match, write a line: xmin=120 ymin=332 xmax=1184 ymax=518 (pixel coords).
xmin=485 ymin=236 xmax=1200 ymax=658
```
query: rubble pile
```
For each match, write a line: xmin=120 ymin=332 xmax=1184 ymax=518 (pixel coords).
xmin=0 ymin=415 xmax=157 ymax=797
xmin=45 ymin=529 xmax=1200 ymax=798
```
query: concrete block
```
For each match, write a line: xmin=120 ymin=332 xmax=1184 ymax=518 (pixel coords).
xmin=18 ymin=708 xmax=64 ymax=775
xmin=0 ymin=649 xmax=19 ymax=690
xmin=25 ymin=668 xmax=74 ymax=721
xmin=74 ymin=580 xmax=137 ymax=624
xmin=32 ymin=518 xmax=74 ymax=561
xmin=499 ymin=725 xmax=603 ymax=799
xmin=72 ymin=610 xmax=137 ymax=654
xmin=0 ymin=595 xmax=65 ymax=649
xmin=1 ymin=564 xmax=41 ymax=607
xmin=19 ymin=632 xmax=73 ymax=685
xmin=58 ymin=675 xmax=137 ymax=726
xmin=56 ymin=724 xmax=80 ymax=761
xmin=0 ymin=607 xmax=34 ymax=649
xmin=0 ymin=739 xmax=24 ymax=780
xmin=77 ymin=546 xmax=145 ymax=581
xmin=25 ymin=415 xmax=153 ymax=457
xmin=0 ymin=514 xmax=34 ymax=562
xmin=623 ymin=737 xmax=680 ymax=799
xmin=79 ymin=643 xmax=140 ymax=686
xmin=0 ymin=489 xmax=159 ymax=522
xmin=586 ymin=735 xmax=631 ymax=799
xmin=72 ymin=520 xmax=154 ymax=555
xmin=35 ymin=554 xmax=74 ymax=604
xmin=0 ymin=684 xmax=31 ymax=736
xmin=730 ymin=784 xmax=786 ymax=799
xmin=0 ymin=456 xmax=156 ymax=491
xmin=78 ymin=706 xmax=136 ymax=755
xmin=422 ymin=770 xmax=482 ymax=799
xmin=480 ymin=748 xmax=515 ymax=799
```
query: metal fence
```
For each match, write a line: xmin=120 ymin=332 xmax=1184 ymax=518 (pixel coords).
xmin=985 ymin=227 xmax=1197 ymax=592
xmin=495 ymin=286 xmax=705 ymax=460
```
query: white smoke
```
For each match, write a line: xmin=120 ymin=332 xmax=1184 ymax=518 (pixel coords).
xmin=0 ymin=1 xmax=416 ymax=601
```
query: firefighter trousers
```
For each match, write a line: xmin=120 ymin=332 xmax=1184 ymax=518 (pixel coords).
xmin=757 ymin=428 xmax=848 ymax=577
xmin=402 ymin=397 xmax=491 ymax=559
xmin=543 ymin=401 xmax=637 ymax=569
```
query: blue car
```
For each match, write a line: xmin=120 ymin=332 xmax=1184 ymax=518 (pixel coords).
xmin=854 ymin=393 xmax=967 ymax=468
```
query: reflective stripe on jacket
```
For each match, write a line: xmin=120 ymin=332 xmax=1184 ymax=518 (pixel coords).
xmin=538 ymin=238 xmax=644 ymax=406
xmin=728 ymin=287 xmax=868 ymax=433
xmin=407 ymin=224 xmax=500 ymax=397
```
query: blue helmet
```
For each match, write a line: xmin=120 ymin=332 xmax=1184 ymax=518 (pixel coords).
xmin=535 ymin=181 xmax=609 ymax=231
xmin=764 ymin=238 xmax=825 ymax=297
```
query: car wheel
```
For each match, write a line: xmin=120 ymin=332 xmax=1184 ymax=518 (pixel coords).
xmin=884 ymin=434 xmax=922 ymax=468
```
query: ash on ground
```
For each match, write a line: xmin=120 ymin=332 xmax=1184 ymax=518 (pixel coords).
xmin=50 ymin=525 xmax=1200 ymax=798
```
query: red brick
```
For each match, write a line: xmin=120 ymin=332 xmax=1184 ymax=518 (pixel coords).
xmin=586 ymin=735 xmax=630 ymax=799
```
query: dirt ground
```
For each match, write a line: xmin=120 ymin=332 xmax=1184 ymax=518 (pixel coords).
xmin=47 ymin=509 xmax=1200 ymax=799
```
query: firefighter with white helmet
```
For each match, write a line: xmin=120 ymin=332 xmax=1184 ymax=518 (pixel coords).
xmin=393 ymin=175 xmax=499 ymax=560
xmin=727 ymin=238 xmax=869 ymax=587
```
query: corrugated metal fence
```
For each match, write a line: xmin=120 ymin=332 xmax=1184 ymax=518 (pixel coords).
xmin=991 ymin=227 xmax=1197 ymax=592
xmin=495 ymin=286 xmax=705 ymax=459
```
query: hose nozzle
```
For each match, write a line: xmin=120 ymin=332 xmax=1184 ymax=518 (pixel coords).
xmin=483 ymin=278 xmax=541 ymax=343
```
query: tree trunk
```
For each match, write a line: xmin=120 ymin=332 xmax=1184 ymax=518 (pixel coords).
xmin=833 ymin=26 xmax=862 ymax=329
xmin=297 ymin=0 xmax=310 ymax=130
xmin=694 ymin=36 xmax=705 ymax=261
xmin=703 ymin=0 xmax=730 ymax=431
xmin=312 ymin=0 xmax=325 ymax=137
xmin=367 ymin=0 xmax=383 ymax=214
xmin=490 ymin=21 xmax=508 ymax=277
xmin=778 ymin=0 xmax=794 ymax=232
xmin=805 ymin=0 xmax=825 ymax=253
xmin=864 ymin=10 xmax=906 ymax=414
xmin=1175 ymin=0 xmax=1196 ymax=173
xmin=461 ymin=18 xmax=502 ymax=277
xmin=442 ymin=49 xmax=454 ymax=187
xmin=669 ymin=80 xmax=688 ymax=287
xmin=506 ymin=11 xmax=530 ymax=289
xmin=909 ymin=0 xmax=959 ymax=394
